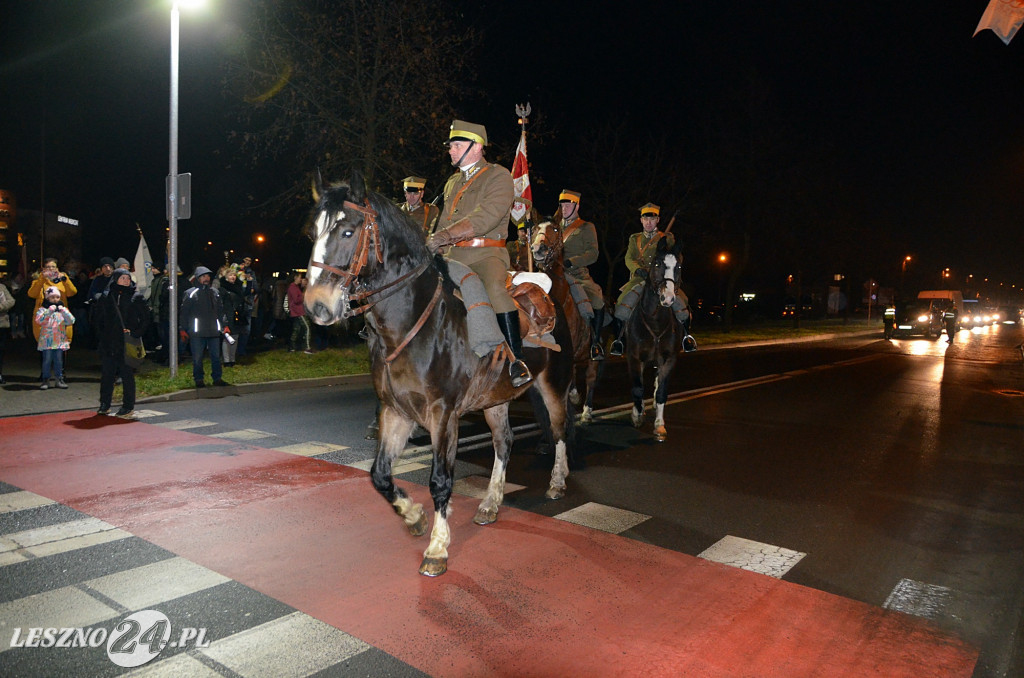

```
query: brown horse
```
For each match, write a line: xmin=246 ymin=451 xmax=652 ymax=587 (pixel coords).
xmin=530 ymin=220 xmax=602 ymax=425
xmin=623 ymin=236 xmax=685 ymax=442
xmin=303 ymin=171 xmax=575 ymax=576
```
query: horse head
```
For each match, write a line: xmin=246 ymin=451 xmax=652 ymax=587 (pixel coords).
xmin=304 ymin=170 xmax=379 ymax=325
xmin=650 ymin=237 xmax=683 ymax=308
xmin=531 ymin=220 xmax=564 ymax=271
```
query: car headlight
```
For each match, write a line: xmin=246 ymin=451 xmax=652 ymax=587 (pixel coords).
xmin=917 ymin=314 xmax=930 ymax=323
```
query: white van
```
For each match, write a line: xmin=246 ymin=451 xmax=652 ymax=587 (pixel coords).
xmin=917 ymin=290 xmax=964 ymax=331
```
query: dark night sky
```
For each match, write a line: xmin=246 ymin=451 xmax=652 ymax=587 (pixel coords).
xmin=3 ymin=1 xmax=1024 ymax=287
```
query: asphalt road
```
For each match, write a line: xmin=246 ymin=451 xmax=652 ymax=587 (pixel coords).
xmin=2 ymin=321 xmax=1022 ymax=676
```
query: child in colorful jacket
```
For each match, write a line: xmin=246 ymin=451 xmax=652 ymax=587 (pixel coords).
xmin=35 ymin=285 xmax=75 ymax=389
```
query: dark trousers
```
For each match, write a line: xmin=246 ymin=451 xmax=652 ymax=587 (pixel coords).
xmin=100 ymin=354 xmax=135 ymax=409
xmin=189 ymin=335 xmax=222 ymax=383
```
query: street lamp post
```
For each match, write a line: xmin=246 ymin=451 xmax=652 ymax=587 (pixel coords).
xmin=167 ymin=0 xmax=204 ymax=377
xmin=168 ymin=2 xmax=181 ymax=377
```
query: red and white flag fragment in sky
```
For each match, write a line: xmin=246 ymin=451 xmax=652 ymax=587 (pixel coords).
xmin=975 ymin=0 xmax=1024 ymax=45
xmin=510 ymin=129 xmax=532 ymax=226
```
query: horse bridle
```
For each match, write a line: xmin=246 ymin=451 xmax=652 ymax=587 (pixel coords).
xmin=309 ymin=198 xmax=431 ymax=316
xmin=308 ymin=197 xmax=442 ymax=364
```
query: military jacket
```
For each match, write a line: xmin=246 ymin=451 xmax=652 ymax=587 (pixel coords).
xmin=401 ymin=202 xmax=440 ymax=235
xmin=620 ymin=230 xmax=675 ymax=293
xmin=562 ymin=217 xmax=599 ymax=275
xmin=438 ymin=159 xmax=515 ymax=266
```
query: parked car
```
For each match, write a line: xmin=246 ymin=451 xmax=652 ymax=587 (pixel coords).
xmin=892 ymin=302 xmax=943 ymax=339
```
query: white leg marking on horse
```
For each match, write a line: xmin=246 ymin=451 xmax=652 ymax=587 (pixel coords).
xmin=478 ymin=461 xmax=507 ymax=517
xmin=581 ymin=404 xmax=594 ymax=424
xmin=655 ymin=402 xmax=665 ymax=429
xmin=424 ymin=509 xmax=451 ymax=561
xmin=394 ymin=495 xmax=423 ymax=528
xmin=632 ymin=405 xmax=644 ymax=427
xmin=551 ymin=440 xmax=568 ymax=489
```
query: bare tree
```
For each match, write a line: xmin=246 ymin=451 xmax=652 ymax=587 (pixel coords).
xmin=224 ymin=0 xmax=479 ymax=215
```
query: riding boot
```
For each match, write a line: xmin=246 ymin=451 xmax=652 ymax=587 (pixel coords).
xmin=609 ymin=317 xmax=625 ymax=356
xmin=590 ymin=308 xmax=606 ymax=361
xmin=495 ymin=311 xmax=533 ymax=387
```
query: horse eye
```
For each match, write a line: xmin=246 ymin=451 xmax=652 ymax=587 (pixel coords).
xmin=341 ymin=229 xmax=355 ymax=238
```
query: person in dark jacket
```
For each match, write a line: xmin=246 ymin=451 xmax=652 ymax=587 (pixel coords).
xmin=218 ymin=266 xmax=250 ymax=367
xmin=180 ymin=265 xmax=229 ymax=387
xmin=93 ymin=268 xmax=150 ymax=417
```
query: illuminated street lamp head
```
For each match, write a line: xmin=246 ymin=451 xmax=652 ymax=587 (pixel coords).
xmin=256 ymin=234 xmax=265 ymax=243
xmin=718 ymin=253 xmax=728 ymax=263
xmin=173 ymin=0 xmax=207 ymax=10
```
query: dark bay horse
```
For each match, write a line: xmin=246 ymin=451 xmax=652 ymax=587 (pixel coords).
xmin=623 ymin=236 xmax=685 ymax=442
xmin=303 ymin=171 xmax=574 ymax=576
xmin=531 ymin=220 xmax=602 ymax=424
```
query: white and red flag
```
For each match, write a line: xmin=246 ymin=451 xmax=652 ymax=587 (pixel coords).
xmin=510 ymin=129 xmax=532 ymax=226
xmin=975 ymin=0 xmax=1024 ymax=44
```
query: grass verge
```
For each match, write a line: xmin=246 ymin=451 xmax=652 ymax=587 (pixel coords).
xmin=131 ymin=345 xmax=371 ymax=399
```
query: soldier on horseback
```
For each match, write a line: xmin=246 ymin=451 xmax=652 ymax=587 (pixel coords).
xmin=426 ymin=119 xmax=532 ymax=387
xmin=557 ymin=189 xmax=606 ymax=361
xmin=610 ymin=203 xmax=697 ymax=356
xmin=400 ymin=176 xmax=440 ymax=235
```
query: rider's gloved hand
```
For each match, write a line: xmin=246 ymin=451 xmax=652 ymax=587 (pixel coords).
xmin=636 ymin=268 xmax=648 ymax=280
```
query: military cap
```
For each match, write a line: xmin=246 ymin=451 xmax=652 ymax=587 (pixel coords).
xmin=402 ymin=176 xmax=427 ymax=190
xmin=447 ymin=120 xmax=488 ymax=146
xmin=558 ymin=189 xmax=581 ymax=204
xmin=639 ymin=203 xmax=660 ymax=217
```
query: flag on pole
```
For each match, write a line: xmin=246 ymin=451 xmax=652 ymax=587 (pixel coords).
xmin=510 ymin=129 xmax=532 ymax=226
xmin=975 ymin=0 xmax=1024 ymax=44
xmin=134 ymin=229 xmax=154 ymax=300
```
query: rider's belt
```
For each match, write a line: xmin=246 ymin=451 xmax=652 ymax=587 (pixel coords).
xmin=455 ymin=238 xmax=505 ymax=248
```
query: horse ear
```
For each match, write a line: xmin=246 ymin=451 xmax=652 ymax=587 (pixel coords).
xmin=349 ymin=169 xmax=367 ymax=202
xmin=311 ymin=168 xmax=324 ymax=203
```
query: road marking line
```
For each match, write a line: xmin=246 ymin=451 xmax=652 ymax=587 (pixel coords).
xmin=210 ymin=428 xmax=276 ymax=440
xmin=0 ymin=490 xmax=56 ymax=513
xmin=698 ymin=535 xmax=806 ymax=578
xmin=554 ymin=502 xmax=651 ymax=534
xmin=273 ymin=441 xmax=349 ymax=457
xmin=884 ymin=578 xmax=953 ymax=620
xmin=0 ymin=517 xmax=122 ymax=553
xmin=126 ymin=653 xmax=223 ymax=677
xmin=155 ymin=419 xmax=218 ymax=430
xmin=132 ymin=409 xmax=168 ymax=419
xmin=0 ymin=587 xmax=119 ymax=652
xmin=454 ymin=475 xmax=526 ymax=499
xmin=197 ymin=611 xmax=370 ymax=677
xmin=85 ymin=557 xmax=230 ymax=610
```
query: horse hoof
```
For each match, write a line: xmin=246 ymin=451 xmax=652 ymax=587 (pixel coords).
xmin=473 ymin=507 xmax=498 ymax=525
xmin=631 ymin=415 xmax=644 ymax=428
xmin=407 ymin=512 xmax=428 ymax=537
xmin=579 ymin=411 xmax=594 ymax=426
xmin=419 ymin=557 xmax=448 ymax=577
xmin=654 ymin=426 xmax=667 ymax=442
xmin=545 ymin=486 xmax=565 ymax=500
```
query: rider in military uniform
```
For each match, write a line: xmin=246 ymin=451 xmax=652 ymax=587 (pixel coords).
xmin=558 ymin=189 xmax=606 ymax=360
xmin=427 ymin=119 xmax=531 ymax=387
xmin=400 ymin=176 xmax=440 ymax=235
xmin=610 ymin=203 xmax=696 ymax=356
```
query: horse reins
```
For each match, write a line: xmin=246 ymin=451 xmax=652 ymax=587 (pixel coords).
xmin=309 ymin=197 xmax=442 ymax=363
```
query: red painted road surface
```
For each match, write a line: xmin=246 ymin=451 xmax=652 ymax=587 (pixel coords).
xmin=0 ymin=411 xmax=978 ymax=677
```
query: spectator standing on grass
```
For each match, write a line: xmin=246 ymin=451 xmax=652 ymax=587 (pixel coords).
xmin=93 ymin=269 xmax=150 ymax=417
xmin=287 ymin=272 xmax=312 ymax=354
xmin=218 ymin=265 xmax=250 ymax=367
xmin=180 ymin=265 xmax=230 ymax=387
xmin=34 ymin=286 xmax=75 ymax=389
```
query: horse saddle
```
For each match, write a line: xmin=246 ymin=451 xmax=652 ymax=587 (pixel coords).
xmin=506 ymin=272 xmax=558 ymax=348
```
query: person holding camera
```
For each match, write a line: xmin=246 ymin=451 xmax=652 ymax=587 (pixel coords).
xmin=28 ymin=258 xmax=78 ymax=346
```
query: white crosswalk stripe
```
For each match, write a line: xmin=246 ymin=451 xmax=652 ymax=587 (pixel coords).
xmin=698 ymin=535 xmax=806 ymax=578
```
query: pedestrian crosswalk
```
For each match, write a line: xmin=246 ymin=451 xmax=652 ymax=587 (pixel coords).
xmin=0 ymin=486 xmax=426 ymax=677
